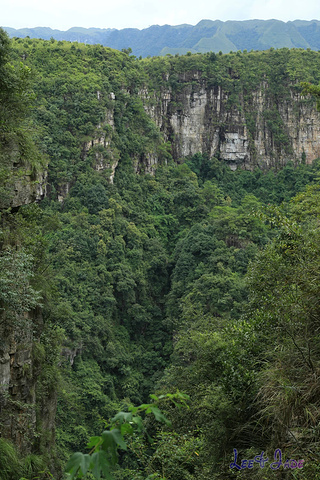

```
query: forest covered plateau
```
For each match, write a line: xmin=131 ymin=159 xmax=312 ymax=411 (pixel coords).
xmin=2 ymin=28 xmax=320 ymax=479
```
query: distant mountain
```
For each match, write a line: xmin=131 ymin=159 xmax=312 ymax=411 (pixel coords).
xmin=4 ymin=19 xmax=320 ymax=57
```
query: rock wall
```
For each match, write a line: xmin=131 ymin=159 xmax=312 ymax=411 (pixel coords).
xmin=0 ymin=155 xmax=52 ymax=456
xmin=0 ymin=135 xmax=47 ymax=209
xmin=11 ymin=167 xmax=47 ymax=208
xmin=142 ymin=73 xmax=320 ymax=170
xmin=0 ymin=310 xmax=56 ymax=454
xmin=81 ymin=95 xmax=120 ymax=186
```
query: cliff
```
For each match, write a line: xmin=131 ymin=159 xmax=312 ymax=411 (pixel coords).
xmin=141 ymin=73 xmax=320 ymax=171
xmin=0 ymin=29 xmax=52 ymax=466
xmin=3 ymin=38 xmax=320 ymax=478
xmin=0 ymin=310 xmax=56 ymax=453
xmin=0 ymin=178 xmax=54 ymax=461
xmin=9 ymin=41 xmax=320 ymax=193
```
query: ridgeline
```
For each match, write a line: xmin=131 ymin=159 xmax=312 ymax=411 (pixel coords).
xmin=4 ymin=19 xmax=320 ymax=57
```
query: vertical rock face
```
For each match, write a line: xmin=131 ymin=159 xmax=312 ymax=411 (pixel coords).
xmin=11 ymin=168 xmax=47 ymax=207
xmin=142 ymin=72 xmax=320 ymax=169
xmin=0 ymin=135 xmax=47 ymax=209
xmin=0 ymin=322 xmax=36 ymax=451
xmin=289 ymin=91 xmax=320 ymax=161
xmin=0 ymin=160 xmax=47 ymax=210
xmin=0 ymin=311 xmax=56 ymax=454
xmin=0 ymin=156 xmax=53 ymax=455
xmin=81 ymin=99 xmax=120 ymax=185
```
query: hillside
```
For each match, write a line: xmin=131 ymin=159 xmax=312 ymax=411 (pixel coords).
xmin=2 ymin=32 xmax=320 ymax=479
xmin=4 ymin=18 xmax=320 ymax=57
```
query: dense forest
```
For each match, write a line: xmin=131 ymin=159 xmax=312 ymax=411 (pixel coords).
xmin=2 ymin=28 xmax=320 ymax=479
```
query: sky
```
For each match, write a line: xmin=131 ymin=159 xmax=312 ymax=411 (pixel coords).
xmin=1 ymin=0 xmax=319 ymax=31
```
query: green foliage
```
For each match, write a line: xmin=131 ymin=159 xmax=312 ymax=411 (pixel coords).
xmin=0 ymin=439 xmax=22 ymax=480
xmin=263 ymin=108 xmax=291 ymax=152
xmin=0 ymin=29 xmax=46 ymax=208
xmin=222 ymin=184 xmax=320 ymax=475
xmin=65 ymin=393 xmax=189 ymax=480
xmin=3 ymin=32 xmax=320 ymax=480
xmin=0 ymin=439 xmax=50 ymax=480
xmin=46 ymin=145 xmax=320 ymax=479
xmin=0 ymin=247 xmax=42 ymax=320
xmin=301 ymin=81 xmax=320 ymax=110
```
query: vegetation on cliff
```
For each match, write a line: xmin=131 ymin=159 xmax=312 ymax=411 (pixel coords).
xmin=2 ymin=29 xmax=320 ymax=479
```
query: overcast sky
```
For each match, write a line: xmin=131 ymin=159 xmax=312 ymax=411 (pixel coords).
xmin=1 ymin=0 xmax=319 ymax=31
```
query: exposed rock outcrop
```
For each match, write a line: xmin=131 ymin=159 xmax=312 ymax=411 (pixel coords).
xmin=83 ymin=94 xmax=120 ymax=184
xmin=0 ymin=310 xmax=56 ymax=454
xmin=142 ymin=73 xmax=320 ymax=170
xmin=11 ymin=167 xmax=47 ymax=207
xmin=0 ymin=153 xmax=51 ymax=455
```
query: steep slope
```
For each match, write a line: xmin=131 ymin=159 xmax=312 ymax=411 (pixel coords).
xmin=142 ymin=49 xmax=320 ymax=169
xmin=0 ymin=29 xmax=57 ymax=478
xmin=3 ymin=37 xmax=320 ymax=479
xmin=11 ymin=40 xmax=320 ymax=185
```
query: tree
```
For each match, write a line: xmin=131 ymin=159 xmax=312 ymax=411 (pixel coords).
xmin=0 ymin=247 xmax=42 ymax=322
xmin=301 ymin=81 xmax=320 ymax=110
xmin=242 ymin=187 xmax=320 ymax=475
xmin=65 ymin=392 xmax=189 ymax=480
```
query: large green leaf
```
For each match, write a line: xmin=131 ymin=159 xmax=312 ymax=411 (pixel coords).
xmin=90 ymin=451 xmax=112 ymax=479
xmin=65 ymin=452 xmax=91 ymax=479
xmin=149 ymin=407 xmax=171 ymax=426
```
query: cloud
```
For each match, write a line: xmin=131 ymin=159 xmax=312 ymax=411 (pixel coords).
xmin=250 ymin=0 xmax=319 ymax=21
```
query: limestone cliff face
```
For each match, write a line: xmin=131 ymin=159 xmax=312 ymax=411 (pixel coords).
xmin=142 ymin=72 xmax=320 ymax=170
xmin=0 ymin=133 xmax=47 ymax=208
xmin=83 ymin=93 xmax=120 ymax=184
xmin=0 ymin=310 xmax=55 ymax=453
xmin=0 ymin=159 xmax=52 ymax=454
xmin=57 ymin=102 xmax=119 ymax=201
xmin=0 ymin=158 xmax=47 ymax=210
xmin=11 ymin=167 xmax=47 ymax=208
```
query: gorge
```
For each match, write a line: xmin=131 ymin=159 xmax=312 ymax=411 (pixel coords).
xmin=1 ymin=33 xmax=320 ymax=479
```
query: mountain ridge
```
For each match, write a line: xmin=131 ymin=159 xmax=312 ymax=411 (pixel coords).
xmin=4 ymin=19 xmax=320 ymax=57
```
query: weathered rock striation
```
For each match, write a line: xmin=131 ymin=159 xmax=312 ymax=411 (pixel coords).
xmin=141 ymin=72 xmax=320 ymax=170
xmin=0 ymin=165 xmax=52 ymax=455
xmin=11 ymin=167 xmax=47 ymax=208
xmin=0 ymin=310 xmax=56 ymax=453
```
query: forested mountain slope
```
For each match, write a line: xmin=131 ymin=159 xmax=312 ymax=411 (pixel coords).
xmin=2 ymin=32 xmax=320 ymax=479
xmin=4 ymin=19 xmax=320 ymax=57
xmin=9 ymin=37 xmax=320 ymax=196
